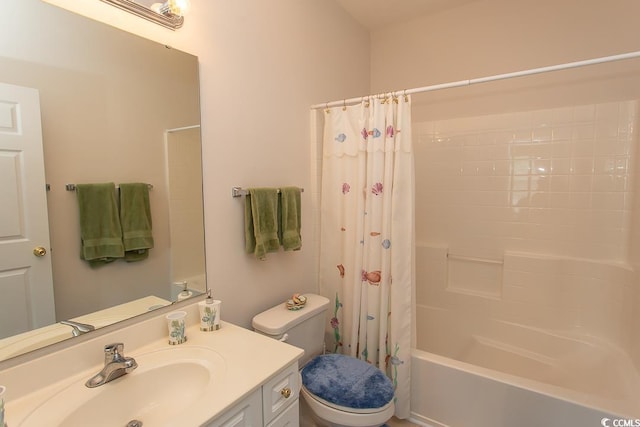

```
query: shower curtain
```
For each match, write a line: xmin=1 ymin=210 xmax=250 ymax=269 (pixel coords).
xmin=319 ymin=96 xmax=414 ymax=418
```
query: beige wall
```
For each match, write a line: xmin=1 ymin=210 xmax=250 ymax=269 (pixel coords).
xmin=187 ymin=0 xmax=369 ymax=328
xmin=39 ymin=0 xmax=371 ymax=328
xmin=371 ymin=0 xmax=640 ymax=92
xmin=371 ymin=0 xmax=640 ymax=121
xmin=370 ymin=0 xmax=640 ymax=368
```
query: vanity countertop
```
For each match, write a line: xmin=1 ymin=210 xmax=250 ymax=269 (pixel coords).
xmin=0 ymin=301 xmax=304 ymax=426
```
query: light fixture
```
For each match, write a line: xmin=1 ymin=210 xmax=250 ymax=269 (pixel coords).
xmin=99 ymin=0 xmax=187 ymax=30
xmin=150 ymin=0 xmax=191 ymax=17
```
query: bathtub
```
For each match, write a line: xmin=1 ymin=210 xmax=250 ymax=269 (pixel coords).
xmin=409 ymin=306 xmax=640 ymax=427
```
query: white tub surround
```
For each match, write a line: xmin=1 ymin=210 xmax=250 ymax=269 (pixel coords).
xmin=413 ymin=245 xmax=640 ymax=422
xmin=410 ymin=100 xmax=640 ymax=425
xmin=412 ymin=311 xmax=640 ymax=423
xmin=410 ymin=349 xmax=621 ymax=427
xmin=0 ymin=300 xmax=304 ymax=426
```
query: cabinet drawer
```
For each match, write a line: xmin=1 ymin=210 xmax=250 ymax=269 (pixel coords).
xmin=207 ymin=389 xmax=263 ymax=427
xmin=262 ymin=362 xmax=299 ymax=425
xmin=266 ymin=399 xmax=299 ymax=427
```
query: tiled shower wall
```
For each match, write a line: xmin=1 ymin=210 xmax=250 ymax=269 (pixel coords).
xmin=414 ymin=101 xmax=638 ymax=350
xmin=415 ymin=101 xmax=636 ymax=261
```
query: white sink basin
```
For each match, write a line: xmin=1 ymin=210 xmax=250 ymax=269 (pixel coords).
xmin=18 ymin=346 xmax=226 ymax=427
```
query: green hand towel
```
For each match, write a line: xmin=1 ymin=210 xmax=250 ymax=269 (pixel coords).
xmin=279 ymin=187 xmax=302 ymax=251
xmin=119 ymin=183 xmax=154 ymax=262
xmin=245 ymin=188 xmax=280 ymax=260
xmin=76 ymin=183 xmax=124 ymax=266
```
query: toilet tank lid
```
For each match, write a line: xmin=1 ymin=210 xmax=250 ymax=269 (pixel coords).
xmin=252 ymin=294 xmax=330 ymax=335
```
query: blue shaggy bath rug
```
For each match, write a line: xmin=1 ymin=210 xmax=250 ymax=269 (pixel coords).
xmin=301 ymin=354 xmax=394 ymax=409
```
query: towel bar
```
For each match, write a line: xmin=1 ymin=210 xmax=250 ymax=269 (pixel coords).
xmin=66 ymin=183 xmax=153 ymax=191
xmin=232 ymin=186 xmax=304 ymax=198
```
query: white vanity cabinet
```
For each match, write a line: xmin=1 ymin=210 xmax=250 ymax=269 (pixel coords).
xmin=206 ymin=362 xmax=300 ymax=427
xmin=266 ymin=400 xmax=299 ymax=427
xmin=262 ymin=362 xmax=299 ymax=426
xmin=206 ymin=389 xmax=262 ymax=427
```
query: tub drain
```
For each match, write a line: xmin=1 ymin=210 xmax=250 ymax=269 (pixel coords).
xmin=126 ymin=420 xmax=143 ymax=427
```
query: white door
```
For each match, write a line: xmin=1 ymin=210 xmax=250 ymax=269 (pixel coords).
xmin=0 ymin=82 xmax=55 ymax=339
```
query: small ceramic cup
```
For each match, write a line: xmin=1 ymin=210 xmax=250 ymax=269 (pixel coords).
xmin=166 ymin=311 xmax=187 ymax=345
xmin=198 ymin=300 xmax=221 ymax=331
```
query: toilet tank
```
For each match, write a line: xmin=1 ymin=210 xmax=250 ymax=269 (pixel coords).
xmin=252 ymin=294 xmax=329 ymax=366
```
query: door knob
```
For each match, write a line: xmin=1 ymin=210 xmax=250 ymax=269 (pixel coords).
xmin=33 ymin=246 xmax=47 ymax=257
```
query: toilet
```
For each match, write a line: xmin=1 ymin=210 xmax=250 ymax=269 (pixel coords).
xmin=252 ymin=294 xmax=395 ymax=427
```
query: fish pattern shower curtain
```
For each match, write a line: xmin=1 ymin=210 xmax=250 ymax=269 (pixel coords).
xmin=319 ymin=96 xmax=414 ymax=417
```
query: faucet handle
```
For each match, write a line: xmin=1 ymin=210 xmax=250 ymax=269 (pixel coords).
xmin=104 ymin=342 xmax=124 ymax=364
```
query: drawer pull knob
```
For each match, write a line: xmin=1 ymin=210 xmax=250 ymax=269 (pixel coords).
xmin=281 ymin=387 xmax=292 ymax=398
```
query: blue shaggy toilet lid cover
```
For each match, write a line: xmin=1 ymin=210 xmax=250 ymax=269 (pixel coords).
xmin=301 ymin=354 xmax=394 ymax=410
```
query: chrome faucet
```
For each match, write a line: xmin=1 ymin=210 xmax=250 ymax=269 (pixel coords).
xmin=60 ymin=320 xmax=95 ymax=337
xmin=85 ymin=343 xmax=138 ymax=388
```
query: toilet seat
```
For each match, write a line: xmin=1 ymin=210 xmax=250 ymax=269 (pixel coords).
xmin=300 ymin=354 xmax=395 ymax=412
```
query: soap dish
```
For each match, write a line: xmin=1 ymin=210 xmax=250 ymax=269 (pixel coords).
xmin=285 ymin=294 xmax=307 ymax=310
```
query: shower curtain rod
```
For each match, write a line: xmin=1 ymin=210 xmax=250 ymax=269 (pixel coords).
xmin=310 ymin=50 xmax=640 ymax=110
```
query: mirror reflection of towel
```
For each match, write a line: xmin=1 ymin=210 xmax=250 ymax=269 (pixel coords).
xmin=119 ymin=183 xmax=154 ymax=262
xmin=76 ymin=183 xmax=124 ymax=266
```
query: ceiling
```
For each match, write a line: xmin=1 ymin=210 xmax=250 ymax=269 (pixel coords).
xmin=333 ymin=0 xmax=481 ymax=30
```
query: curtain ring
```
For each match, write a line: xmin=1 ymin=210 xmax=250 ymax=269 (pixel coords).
xmin=365 ymin=95 xmax=370 ymax=108
xmin=342 ymin=99 xmax=347 ymax=111
xmin=325 ymin=102 xmax=330 ymax=114
xmin=403 ymin=89 xmax=409 ymax=102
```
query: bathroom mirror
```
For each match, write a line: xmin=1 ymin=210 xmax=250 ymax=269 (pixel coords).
xmin=0 ymin=1 xmax=205 ymax=361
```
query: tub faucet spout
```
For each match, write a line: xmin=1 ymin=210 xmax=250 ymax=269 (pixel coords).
xmin=85 ymin=343 xmax=138 ymax=388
